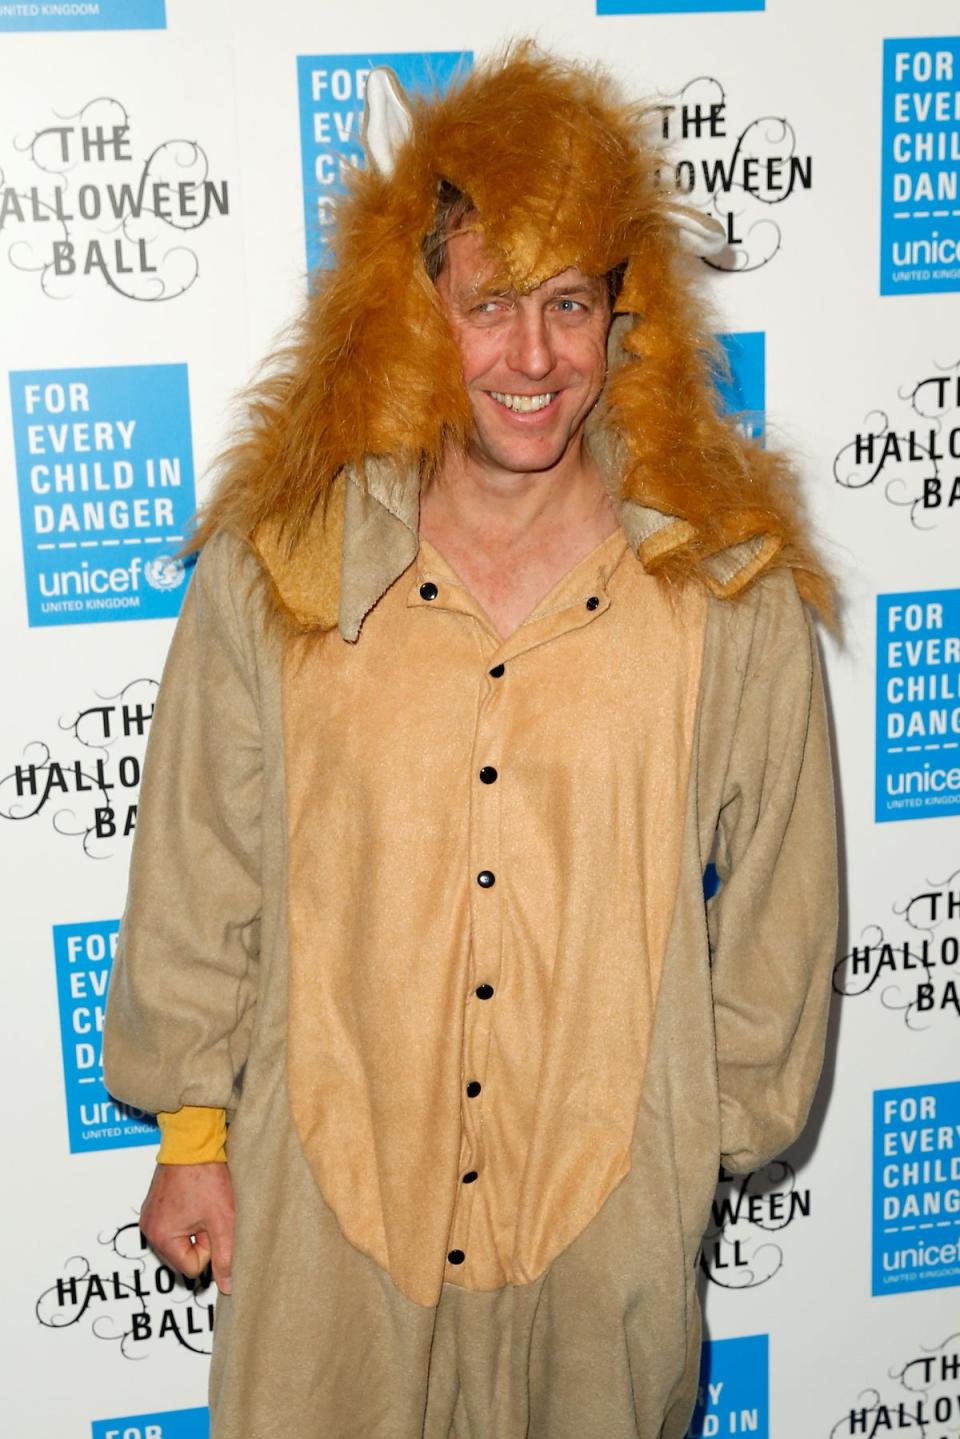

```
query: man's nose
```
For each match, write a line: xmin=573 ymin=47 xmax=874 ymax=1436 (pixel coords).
xmin=507 ymin=307 xmax=555 ymax=380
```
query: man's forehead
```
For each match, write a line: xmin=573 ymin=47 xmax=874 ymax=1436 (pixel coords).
xmin=535 ymin=269 xmax=606 ymax=294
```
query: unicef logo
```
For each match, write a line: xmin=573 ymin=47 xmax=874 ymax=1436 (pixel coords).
xmin=144 ymin=556 xmax=186 ymax=592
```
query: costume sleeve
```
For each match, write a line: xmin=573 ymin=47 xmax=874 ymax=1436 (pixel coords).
xmin=707 ymin=576 xmax=838 ymax=1175
xmin=156 ymin=1106 xmax=228 ymax=1163
xmin=103 ymin=532 xmax=263 ymax=1126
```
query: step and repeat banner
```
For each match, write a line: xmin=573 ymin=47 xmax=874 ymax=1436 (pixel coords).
xmin=1 ymin=1 xmax=958 ymax=1436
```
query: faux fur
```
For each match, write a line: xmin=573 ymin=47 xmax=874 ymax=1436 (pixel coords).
xmin=194 ymin=43 xmax=834 ymax=624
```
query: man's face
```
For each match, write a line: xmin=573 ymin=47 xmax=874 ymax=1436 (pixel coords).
xmin=435 ymin=226 xmax=611 ymax=478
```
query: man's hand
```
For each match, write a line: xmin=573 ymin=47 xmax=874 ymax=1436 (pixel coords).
xmin=139 ymin=1162 xmax=235 ymax=1294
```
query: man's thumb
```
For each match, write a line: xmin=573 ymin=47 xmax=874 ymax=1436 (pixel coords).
xmin=165 ymin=1230 xmax=211 ymax=1279
xmin=206 ymin=1216 xmax=234 ymax=1295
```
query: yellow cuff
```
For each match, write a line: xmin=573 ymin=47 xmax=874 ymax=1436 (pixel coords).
xmin=157 ymin=1106 xmax=228 ymax=1164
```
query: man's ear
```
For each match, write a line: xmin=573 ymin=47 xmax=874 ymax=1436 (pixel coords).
xmin=362 ymin=68 xmax=414 ymax=178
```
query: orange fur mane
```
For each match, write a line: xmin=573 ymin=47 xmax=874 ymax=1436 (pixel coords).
xmin=194 ymin=44 xmax=833 ymax=623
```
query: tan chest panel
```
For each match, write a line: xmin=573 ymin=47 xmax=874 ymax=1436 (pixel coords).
xmin=283 ymin=531 xmax=706 ymax=1306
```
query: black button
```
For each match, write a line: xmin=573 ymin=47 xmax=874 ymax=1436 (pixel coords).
xmin=419 ymin=581 xmax=438 ymax=601
xmin=585 ymin=595 xmax=600 ymax=610
xmin=447 ymin=1249 xmax=465 ymax=1265
xmin=489 ymin=663 xmax=505 ymax=678
xmin=477 ymin=870 xmax=496 ymax=888
xmin=479 ymin=766 xmax=498 ymax=784
xmin=475 ymin=983 xmax=494 ymax=1000
xmin=462 ymin=1170 xmax=478 ymax=1184
xmin=466 ymin=1080 xmax=481 ymax=1097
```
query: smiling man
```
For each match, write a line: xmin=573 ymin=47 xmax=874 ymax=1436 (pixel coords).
xmin=422 ymin=226 xmax=619 ymax=638
xmin=104 ymin=47 xmax=839 ymax=1439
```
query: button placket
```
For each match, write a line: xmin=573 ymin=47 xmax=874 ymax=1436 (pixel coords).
xmin=493 ymin=592 xmax=613 ymax=670
xmin=408 ymin=571 xmax=496 ymax=625
xmin=440 ymin=530 xmax=629 ymax=1282
xmin=450 ymin=657 xmax=506 ymax=1275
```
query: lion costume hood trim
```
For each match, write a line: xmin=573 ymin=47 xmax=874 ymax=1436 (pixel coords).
xmin=194 ymin=44 xmax=833 ymax=632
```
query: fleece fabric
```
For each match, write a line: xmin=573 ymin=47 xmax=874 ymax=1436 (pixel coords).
xmin=104 ymin=460 xmax=838 ymax=1439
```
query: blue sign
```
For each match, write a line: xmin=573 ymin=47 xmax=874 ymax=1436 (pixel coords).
xmin=881 ymin=38 xmax=960 ymax=296
xmin=717 ymin=332 xmax=765 ymax=441
xmin=598 ymin=1 xmax=763 ymax=12
xmin=686 ymin=1334 xmax=769 ymax=1439
xmin=92 ymin=1408 xmax=208 ymax=1439
xmin=873 ymin=1082 xmax=960 ymax=1295
xmin=0 ymin=0 xmax=165 ymax=29
xmin=53 ymin=919 xmax=158 ymax=1154
xmin=10 ymin=365 xmax=196 ymax=627
xmin=876 ymin=590 xmax=960 ymax=822
xmin=297 ymin=50 xmax=471 ymax=279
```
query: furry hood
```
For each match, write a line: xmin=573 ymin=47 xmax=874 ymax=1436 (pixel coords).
xmin=196 ymin=44 xmax=832 ymax=629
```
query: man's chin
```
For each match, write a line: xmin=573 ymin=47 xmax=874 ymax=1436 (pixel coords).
xmin=467 ymin=432 xmax=577 ymax=478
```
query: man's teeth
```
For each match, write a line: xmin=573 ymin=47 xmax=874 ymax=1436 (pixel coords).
xmin=490 ymin=391 xmax=557 ymax=413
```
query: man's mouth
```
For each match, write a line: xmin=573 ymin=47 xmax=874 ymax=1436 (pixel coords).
xmin=488 ymin=391 xmax=558 ymax=414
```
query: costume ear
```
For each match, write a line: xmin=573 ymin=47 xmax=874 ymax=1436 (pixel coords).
xmin=362 ymin=67 xmax=414 ymax=178
xmin=671 ymin=206 xmax=727 ymax=257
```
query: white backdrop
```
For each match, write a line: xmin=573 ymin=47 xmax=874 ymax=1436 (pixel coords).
xmin=1 ymin=2 xmax=959 ymax=1436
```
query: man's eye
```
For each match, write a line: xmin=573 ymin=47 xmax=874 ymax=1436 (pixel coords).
xmin=555 ymin=298 xmax=585 ymax=313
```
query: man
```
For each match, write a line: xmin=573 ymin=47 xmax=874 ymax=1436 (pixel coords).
xmin=104 ymin=46 xmax=838 ymax=1439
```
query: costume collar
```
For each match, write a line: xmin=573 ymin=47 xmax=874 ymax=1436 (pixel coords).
xmin=252 ymin=439 xmax=776 ymax=643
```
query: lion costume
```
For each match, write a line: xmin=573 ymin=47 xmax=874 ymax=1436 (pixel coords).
xmin=105 ymin=47 xmax=838 ymax=1439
